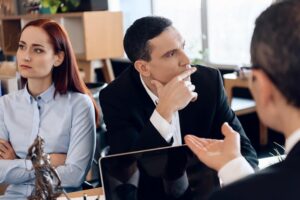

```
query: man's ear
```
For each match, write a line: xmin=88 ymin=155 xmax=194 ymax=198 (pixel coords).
xmin=134 ymin=60 xmax=151 ymax=77
xmin=253 ymin=70 xmax=276 ymax=109
xmin=54 ymin=51 xmax=65 ymax=67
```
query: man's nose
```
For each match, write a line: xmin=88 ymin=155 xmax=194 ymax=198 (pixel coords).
xmin=179 ymin=50 xmax=190 ymax=67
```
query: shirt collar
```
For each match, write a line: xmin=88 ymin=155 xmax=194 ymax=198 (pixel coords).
xmin=23 ymin=83 xmax=55 ymax=104
xmin=140 ymin=75 xmax=158 ymax=105
xmin=285 ymin=128 xmax=300 ymax=154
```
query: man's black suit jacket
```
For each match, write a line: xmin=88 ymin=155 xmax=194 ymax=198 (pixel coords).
xmin=100 ymin=65 xmax=258 ymax=168
xmin=210 ymin=141 xmax=300 ymax=200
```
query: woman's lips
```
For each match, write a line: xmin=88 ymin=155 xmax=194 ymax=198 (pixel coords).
xmin=20 ymin=65 xmax=32 ymax=69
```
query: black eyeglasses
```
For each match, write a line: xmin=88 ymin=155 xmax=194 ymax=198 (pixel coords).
xmin=236 ymin=66 xmax=256 ymax=79
xmin=238 ymin=65 xmax=278 ymax=86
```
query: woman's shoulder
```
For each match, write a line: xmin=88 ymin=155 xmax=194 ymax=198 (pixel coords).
xmin=65 ymin=91 xmax=93 ymax=108
xmin=0 ymin=89 xmax=25 ymax=104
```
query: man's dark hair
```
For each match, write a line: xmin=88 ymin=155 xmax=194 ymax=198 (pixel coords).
xmin=251 ymin=0 xmax=300 ymax=108
xmin=123 ymin=16 xmax=172 ymax=63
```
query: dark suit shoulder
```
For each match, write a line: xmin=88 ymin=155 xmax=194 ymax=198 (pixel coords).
xmin=191 ymin=65 xmax=222 ymax=96
xmin=192 ymin=65 xmax=220 ymax=80
xmin=100 ymin=67 xmax=134 ymax=100
xmin=210 ymin=159 xmax=300 ymax=200
xmin=100 ymin=67 xmax=147 ymax=108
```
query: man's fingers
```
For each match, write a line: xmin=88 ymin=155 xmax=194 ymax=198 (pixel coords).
xmin=221 ymin=122 xmax=237 ymax=137
xmin=185 ymin=135 xmax=207 ymax=151
xmin=177 ymin=67 xmax=197 ymax=81
xmin=191 ymin=92 xmax=198 ymax=100
xmin=221 ymin=122 xmax=240 ymax=145
xmin=187 ymin=83 xmax=195 ymax=92
xmin=191 ymin=93 xmax=198 ymax=102
xmin=185 ymin=135 xmax=217 ymax=164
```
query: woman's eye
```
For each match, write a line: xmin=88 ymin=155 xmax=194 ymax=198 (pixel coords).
xmin=34 ymin=48 xmax=43 ymax=54
xmin=18 ymin=44 xmax=25 ymax=50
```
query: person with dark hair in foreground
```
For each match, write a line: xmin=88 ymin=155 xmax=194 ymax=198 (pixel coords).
xmin=185 ymin=1 xmax=300 ymax=199
xmin=0 ymin=19 xmax=98 ymax=199
xmin=100 ymin=15 xmax=258 ymax=198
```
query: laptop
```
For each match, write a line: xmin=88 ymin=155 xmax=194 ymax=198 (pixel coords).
xmin=99 ymin=145 xmax=220 ymax=200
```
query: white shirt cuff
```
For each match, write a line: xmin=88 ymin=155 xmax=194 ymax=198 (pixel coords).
xmin=218 ymin=156 xmax=254 ymax=186
xmin=150 ymin=109 xmax=173 ymax=143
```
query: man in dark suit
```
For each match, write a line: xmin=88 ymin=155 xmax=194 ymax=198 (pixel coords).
xmin=99 ymin=16 xmax=257 ymax=169
xmin=185 ymin=1 xmax=300 ymax=199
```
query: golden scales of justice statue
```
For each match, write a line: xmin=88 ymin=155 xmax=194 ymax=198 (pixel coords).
xmin=26 ymin=135 xmax=70 ymax=200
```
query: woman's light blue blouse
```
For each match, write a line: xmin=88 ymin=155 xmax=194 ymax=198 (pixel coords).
xmin=0 ymin=84 xmax=96 ymax=199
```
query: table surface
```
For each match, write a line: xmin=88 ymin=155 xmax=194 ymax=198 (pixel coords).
xmin=64 ymin=187 xmax=103 ymax=198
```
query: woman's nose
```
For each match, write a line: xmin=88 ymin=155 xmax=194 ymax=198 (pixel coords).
xmin=23 ymin=51 xmax=31 ymax=62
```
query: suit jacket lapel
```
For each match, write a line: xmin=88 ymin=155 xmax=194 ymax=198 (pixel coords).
xmin=130 ymin=67 xmax=156 ymax=119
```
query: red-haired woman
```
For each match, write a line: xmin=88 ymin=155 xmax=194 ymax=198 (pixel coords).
xmin=0 ymin=19 xmax=99 ymax=199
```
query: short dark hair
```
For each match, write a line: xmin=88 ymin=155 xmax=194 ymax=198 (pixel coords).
xmin=251 ymin=0 xmax=300 ymax=108
xmin=123 ymin=16 xmax=172 ymax=63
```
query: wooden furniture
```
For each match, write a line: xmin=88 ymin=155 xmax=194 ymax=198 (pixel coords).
xmin=63 ymin=187 xmax=103 ymax=198
xmin=0 ymin=61 xmax=18 ymax=94
xmin=0 ymin=24 xmax=3 ymax=48
xmin=0 ymin=11 xmax=124 ymax=82
xmin=223 ymin=72 xmax=268 ymax=145
xmin=1 ymin=186 xmax=103 ymax=197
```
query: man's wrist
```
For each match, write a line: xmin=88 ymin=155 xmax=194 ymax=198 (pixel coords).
xmin=218 ymin=156 xmax=254 ymax=186
xmin=156 ymin=103 xmax=174 ymax=122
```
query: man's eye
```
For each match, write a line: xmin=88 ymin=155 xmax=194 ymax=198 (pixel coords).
xmin=166 ymin=51 xmax=175 ymax=57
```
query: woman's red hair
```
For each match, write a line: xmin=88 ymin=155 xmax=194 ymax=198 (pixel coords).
xmin=21 ymin=19 xmax=100 ymax=125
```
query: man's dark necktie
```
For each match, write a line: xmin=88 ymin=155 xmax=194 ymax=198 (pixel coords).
xmin=116 ymin=183 xmax=137 ymax=200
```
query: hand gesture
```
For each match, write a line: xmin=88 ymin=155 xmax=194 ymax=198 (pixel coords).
xmin=0 ymin=139 xmax=17 ymax=160
xmin=184 ymin=123 xmax=241 ymax=171
xmin=152 ymin=67 xmax=198 ymax=122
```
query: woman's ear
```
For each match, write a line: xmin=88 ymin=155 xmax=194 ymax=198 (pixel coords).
xmin=134 ymin=60 xmax=151 ymax=77
xmin=54 ymin=51 xmax=65 ymax=67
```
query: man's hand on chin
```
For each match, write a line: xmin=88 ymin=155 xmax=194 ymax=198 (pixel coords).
xmin=152 ymin=67 xmax=198 ymax=122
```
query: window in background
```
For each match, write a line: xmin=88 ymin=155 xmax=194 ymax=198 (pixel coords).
xmin=152 ymin=0 xmax=202 ymax=59
xmin=118 ymin=0 xmax=201 ymax=61
xmin=118 ymin=0 xmax=274 ymax=68
xmin=202 ymin=0 xmax=274 ymax=68
xmin=119 ymin=0 xmax=152 ymax=34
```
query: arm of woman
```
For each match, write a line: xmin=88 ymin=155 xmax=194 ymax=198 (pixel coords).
xmin=0 ymin=139 xmax=16 ymax=160
xmin=55 ymin=95 xmax=96 ymax=188
xmin=0 ymin=103 xmax=35 ymax=184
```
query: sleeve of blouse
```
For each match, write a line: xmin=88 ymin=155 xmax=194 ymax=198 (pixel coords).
xmin=55 ymin=95 xmax=96 ymax=188
xmin=0 ymin=98 xmax=8 ymax=140
xmin=0 ymin=98 xmax=35 ymax=184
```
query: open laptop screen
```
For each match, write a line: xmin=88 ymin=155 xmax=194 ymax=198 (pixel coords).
xmin=99 ymin=145 xmax=220 ymax=200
